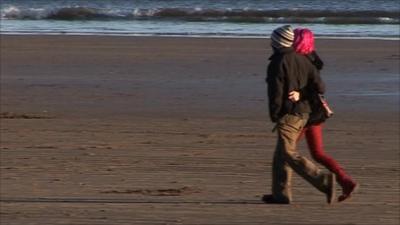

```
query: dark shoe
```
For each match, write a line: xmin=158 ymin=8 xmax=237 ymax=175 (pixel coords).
xmin=325 ymin=173 xmax=336 ymax=204
xmin=261 ymin=194 xmax=289 ymax=204
xmin=338 ymin=180 xmax=359 ymax=202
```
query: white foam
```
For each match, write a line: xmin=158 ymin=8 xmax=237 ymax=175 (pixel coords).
xmin=1 ymin=5 xmax=21 ymax=19
xmin=1 ymin=5 xmax=49 ymax=20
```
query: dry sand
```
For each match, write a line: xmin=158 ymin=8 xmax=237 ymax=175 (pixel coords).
xmin=0 ymin=35 xmax=399 ymax=225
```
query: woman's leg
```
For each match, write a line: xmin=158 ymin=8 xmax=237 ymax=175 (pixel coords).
xmin=305 ymin=123 xmax=357 ymax=201
xmin=305 ymin=124 xmax=346 ymax=183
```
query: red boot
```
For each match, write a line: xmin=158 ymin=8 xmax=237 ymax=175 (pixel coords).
xmin=338 ymin=178 xmax=359 ymax=202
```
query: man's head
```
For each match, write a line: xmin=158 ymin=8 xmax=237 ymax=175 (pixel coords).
xmin=271 ymin=25 xmax=294 ymax=49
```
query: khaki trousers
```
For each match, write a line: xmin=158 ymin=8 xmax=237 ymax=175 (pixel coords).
xmin=272 ymin=114 xmax=330 ymax=202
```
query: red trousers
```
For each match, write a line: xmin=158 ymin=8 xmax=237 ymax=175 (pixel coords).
xmin=298 ymin=123 xmax=351 ymax=186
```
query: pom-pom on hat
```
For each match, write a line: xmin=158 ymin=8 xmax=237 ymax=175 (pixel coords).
xmin=271 ymin=25 xmax=294 ymax=49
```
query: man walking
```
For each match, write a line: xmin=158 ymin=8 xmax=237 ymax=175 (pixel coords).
xmin=263 ymin=25 xmax=336 ymax=204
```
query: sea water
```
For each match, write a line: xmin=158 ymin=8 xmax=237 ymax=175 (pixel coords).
xmin=1 ymin=0 xmax=399 ymax=38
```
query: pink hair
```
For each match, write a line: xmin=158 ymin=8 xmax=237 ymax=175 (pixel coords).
xmin=293 ymin=28 xmax=315 ymax=55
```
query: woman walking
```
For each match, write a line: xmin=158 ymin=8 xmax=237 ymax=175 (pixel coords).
xmin=290 ymin=28 xmax=358 ymax=202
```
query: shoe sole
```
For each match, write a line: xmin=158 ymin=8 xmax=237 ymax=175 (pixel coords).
xmin=338 ymin=183 xmax=360 ymax=202
xmin=327 ymin=173 xmax=336 ymax=204
xmin=261 ymin=195 xmax=290 ymax=204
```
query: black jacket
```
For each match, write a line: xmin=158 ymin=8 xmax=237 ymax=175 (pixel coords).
xmin=307 ymin=51 xmax=324 ymax=71
xmin=304 ymin=51 xmax=328 ymax=125
xmin=266 ymin=47 xmax=325 ymax=122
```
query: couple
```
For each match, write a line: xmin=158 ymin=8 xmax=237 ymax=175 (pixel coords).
xmin=264 ymin=25 xmax=358 ymax=204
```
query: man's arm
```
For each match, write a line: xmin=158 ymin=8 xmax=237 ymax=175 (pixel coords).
xmin=266 ymin=61 xmax=285 ymax=123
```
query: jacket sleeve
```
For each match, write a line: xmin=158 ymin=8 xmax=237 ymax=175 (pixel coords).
xmin=312 ymin=51 xmax=324 ymax=70
xmin=311 ymin=68 xmax=325 ymax=94
xmin=309 ymin=52 xmax=325 ymax=93
xmin=266 ymin=61 xmax=285 ymax=123
xmin=298 ymin=67 xmax=325 ymax=100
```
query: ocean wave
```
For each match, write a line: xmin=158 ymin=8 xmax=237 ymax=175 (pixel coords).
xmin=1 ymin=6 xmax=399 ymax=24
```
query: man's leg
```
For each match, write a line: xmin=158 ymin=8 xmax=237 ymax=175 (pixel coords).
xmin=276 ymin=114 xmax=335 ymax=202
xmin=271 ymin=138 xmax=293 ymax=202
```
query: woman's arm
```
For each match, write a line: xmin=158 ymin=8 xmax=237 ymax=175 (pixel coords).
xmin=311 ymin=51 xmax=324 ymax=70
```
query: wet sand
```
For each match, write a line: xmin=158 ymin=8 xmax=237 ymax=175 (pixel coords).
xmin=0 ymin=35 xmax=399 ymax=225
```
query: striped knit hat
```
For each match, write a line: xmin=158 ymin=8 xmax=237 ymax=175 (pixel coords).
xmin=271 ymin=25 xmax=294 ymax=48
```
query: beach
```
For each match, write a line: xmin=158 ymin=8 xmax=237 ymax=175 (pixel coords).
xmin=0 ymin=35 xmax=399 ymax=224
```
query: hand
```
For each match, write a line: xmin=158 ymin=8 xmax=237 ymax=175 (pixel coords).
xmin=288 ymin=91 xmax=300 ymax=102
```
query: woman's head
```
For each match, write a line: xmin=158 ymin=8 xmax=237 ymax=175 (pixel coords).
xmin=293 ymin=28 xmax=315 ymax=54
